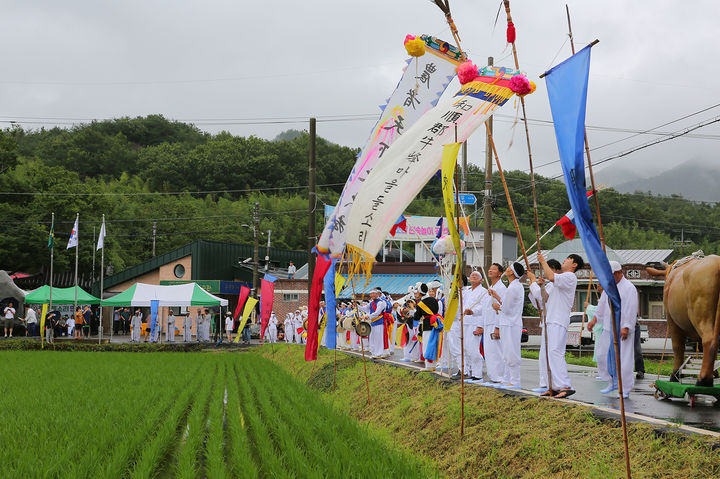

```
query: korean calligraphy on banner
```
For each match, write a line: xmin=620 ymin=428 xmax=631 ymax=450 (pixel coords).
xmin=345 ymin=67 xmax=521 ymax=270
xmin=317 ymin=35 xmax=461 ymax=258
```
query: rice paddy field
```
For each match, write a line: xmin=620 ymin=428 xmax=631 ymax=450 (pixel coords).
xmin=0 ymin=350 xmax=437 ymax=478
xmin=3 ymin=344 xmax=720 ymax=478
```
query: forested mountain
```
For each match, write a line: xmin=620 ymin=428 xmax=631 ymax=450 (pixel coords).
xmin=0 ymin=115 xmax=717 ymax=278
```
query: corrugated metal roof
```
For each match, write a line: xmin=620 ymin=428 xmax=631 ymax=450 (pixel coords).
xmin=338 ymin=274 xmax=441 ymax=299
xmin=614 ymin=250 xmax=673 ymax=265
xmin=525 ymin=240 xmax=672 ymax=266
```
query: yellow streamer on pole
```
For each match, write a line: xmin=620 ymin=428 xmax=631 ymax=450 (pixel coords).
xmin=39 ymin=304 xmax=48 ymax=349
xmin=234 ymin=297 xmax=259 ymax=343
xmin=440 ymin=142 xmax=463 ymax=330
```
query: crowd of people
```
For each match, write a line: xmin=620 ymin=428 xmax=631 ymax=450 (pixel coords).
xmin=313 ymin=253 xmax=641 ymax=399
xmin=0 ymin=303 xmax=100 ymax=343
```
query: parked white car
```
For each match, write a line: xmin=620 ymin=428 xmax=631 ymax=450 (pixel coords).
xmin=566 ymin=311 xmax=593 ymax=347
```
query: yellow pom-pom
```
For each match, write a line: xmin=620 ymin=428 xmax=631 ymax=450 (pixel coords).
xmin=405 ymin=38 xmax=426 ymax=57
xmin=528 ymin=81 xmax=537 ymax=94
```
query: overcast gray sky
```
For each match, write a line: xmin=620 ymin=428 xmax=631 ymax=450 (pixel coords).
xmin=1 ymin=0 xmax=719 ymax=185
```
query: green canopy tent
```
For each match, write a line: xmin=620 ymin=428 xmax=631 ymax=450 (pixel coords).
xmin=24 ymin=285 xmax=101 ymax=305
xmin=101 ymin=282 xmax=228 ymax=307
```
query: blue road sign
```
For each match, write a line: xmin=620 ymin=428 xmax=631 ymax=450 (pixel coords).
xmin=455 ymin=194 xmax=477 ymax=205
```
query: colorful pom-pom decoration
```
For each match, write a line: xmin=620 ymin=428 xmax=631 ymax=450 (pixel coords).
xmin=457 ymin=61 xmax=479 ymax=85
xmin=509 ymin=74 xmax=533 ymax=96
xmin=404 ymin=35 xmax=426 ymax=57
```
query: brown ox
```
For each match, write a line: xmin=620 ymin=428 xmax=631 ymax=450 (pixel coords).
xmin=647 ymin=255 xmax=720 ymax=386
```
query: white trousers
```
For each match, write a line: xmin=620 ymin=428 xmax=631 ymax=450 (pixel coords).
xmin=619 ymin=331 xmax=635 ymax=393
xmin=483 ymin=332 xmax=504 ymax=383
xmin=184 ymin=321 xmax=192 ymax=342
xmin=596 ymin=328 xmax=612 ymax=382
xmin=465 ymin=328 xmax=484 ymax=379
xmin=284 ymin=325 xmax=294 ymax=343
xmin=387 ymin=323 xmax=395 ymax=353
xmin=369 ymin=323 xmax=385 ymax=357
xmin=268 ymin=326 xmax=277 ymax=343
xmin=547 ymin=323 xmax=571 ymax=390
xmin=538 ymin=326 xmax=548 ymax=388
xmin=131 ymin=318 xmax=142 ymax=342
xmin=500 ymin=325 xmax=522 ymax=386
xmin=350 ymin=330 xmax=360 ymax=351
xmin=166 ymin=320 xmax=175 ymax=342
xmin=447 ymin=323 xmax=463 ymax=373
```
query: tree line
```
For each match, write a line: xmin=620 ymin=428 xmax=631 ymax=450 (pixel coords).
xmin=0 ymin=115 xmax=716 ymax=278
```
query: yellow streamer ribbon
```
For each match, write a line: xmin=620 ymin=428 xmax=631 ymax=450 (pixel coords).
xmin=234 ymin=297 xmax=259 ymax=343
xmin=441 ymin=142 xmax=464 ymax=330
xmin=39 ymin=304 xmax=48 ymax=349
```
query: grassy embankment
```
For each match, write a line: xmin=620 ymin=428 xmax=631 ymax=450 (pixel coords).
xmin=259 ymin=344 xmax=720 ymax=479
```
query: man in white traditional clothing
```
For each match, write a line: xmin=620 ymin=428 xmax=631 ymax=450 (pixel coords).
xmin=267 ymin=312 xmax=278 ymax=343
xmin=166 ymin=310 xmax=176 ymax=342
xmin=527 ymin=258 xmax=560 ymax=394
xmin=284 ymin=313 xmax=294 ymax=344
xmin=183 ymin=313 xmax=193 ymax=342
xmin=461 ymin=271 xmax=490 ymax=382
xmin=490 ymin=262 xmax=525 ymax=389
xmin=293 ymin=310 xmax=304 ymax=344
xmin=359 ymin=289 xmax=388 ymax=359
xmin=597 ymin=260 xmax=639 ymax=398
xmin=482 ymin=263 xmax=506 ymax=385
xmin=534 ymin=253 xmax=583 ymax=398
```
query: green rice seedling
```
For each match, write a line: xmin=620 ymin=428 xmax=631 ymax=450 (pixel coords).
xmin=225 ymin=361 xmax=259 ymax=479
xmin=174 ymin=368 xmax=215 ymax=479
xmin=203 ymin=361 xmax=230 ymax=479
xmin=234 ymin=360 xmax=286 ymax=477
xmin=129 ymin=367 xmax=202 ymax=479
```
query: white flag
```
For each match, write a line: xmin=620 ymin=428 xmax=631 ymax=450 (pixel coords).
xmin=67 ymin=217 xmax=78 ymax=249
xmin=96 ymin=220 xmax=106 ymax=251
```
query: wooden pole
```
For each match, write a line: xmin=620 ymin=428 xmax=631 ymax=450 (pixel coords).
xmin=455 ymin=125 xmax=465 ymax=438
xmin=360 ymin=336 xmax=370 ymax=405
xmin=565 ymin=7 xmax=629 ymax=478
xmin=333 ymin=346 xmax=337 ymax=392
xmin=308 ymin=117 xmax=317 ymax=297
xmin=483 ymin=59 xmax=494 ymax=273
xmin=502 ymin=0 xmax=553 ymax=396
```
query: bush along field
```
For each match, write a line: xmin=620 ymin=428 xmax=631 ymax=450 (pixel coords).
xmin=0 ymin=350 xmax=438 ymax=478
xmin=260 ymin=345 xmax=720 ymax=479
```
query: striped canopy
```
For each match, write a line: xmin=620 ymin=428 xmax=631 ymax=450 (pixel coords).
xmin=101 ymin=282 xmax=228 ymax=307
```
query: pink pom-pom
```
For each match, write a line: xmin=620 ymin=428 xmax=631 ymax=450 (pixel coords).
xmin=404 ymin=34 xmax=416 ymax=45
xmin=457 ymin=61 xmax=479 ymax=85
xmin=509 ymin=74 xmax=532 ymax=95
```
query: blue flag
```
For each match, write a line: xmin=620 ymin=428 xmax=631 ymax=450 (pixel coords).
xmin=323 ymin=259 xmax=337 ymax=350
xmin=150 ymin=299 xmax=159 ymax=343
xmin=544 ymin=44 xmax=623 ymax=385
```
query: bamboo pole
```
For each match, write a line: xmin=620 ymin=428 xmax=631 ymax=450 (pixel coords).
xmin=455 ymin=128 xmax=465 ymax=438
xmin=502 ymin=0 xmax=554 ymax=395
xmin=565 ymin=7 xmax=629 ymax=478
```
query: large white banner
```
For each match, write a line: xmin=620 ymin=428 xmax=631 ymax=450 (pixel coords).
xmin=346 ymin=67 xmax=523 ymax=261
xmin=317 ymin=35 xmax=462 ymax=258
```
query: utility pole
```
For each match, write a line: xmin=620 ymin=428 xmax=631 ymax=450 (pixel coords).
xmin=308 ymin=117 xmax=317 ymax=295
xmin=483 ymin=56 xmax=494 ymax=272
xmin=152 ymin=221 xmax=157 ymax=257
xmin=253 ymin=202 xmax=260 ymax=298
xmin=264 ymin=230 xmax=271 ymax=271
xmin=461 ymin=142 xmax=467 ymax=192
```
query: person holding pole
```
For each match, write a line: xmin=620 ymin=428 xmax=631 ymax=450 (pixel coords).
xmin=183 ymin=313 xmax=193 ymax=342
xmin=491 ymin=262 xmax=524 ymax=389
xmin=527 ymin=258 xmax=560 ymax=393
xmin=535 ymin=253 xmax=584 ymax=398
xmin=483 ymin=264 xmax=506 ymax=385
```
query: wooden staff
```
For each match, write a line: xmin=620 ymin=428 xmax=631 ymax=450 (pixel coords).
xmin=349 ymin=276 xmax=371 ymax=405
xmin=502 ymin=0 xmax=554 ymax=396
xmin=486 ymin=124 xmax=553 ymax=394
xmin=565 ymin=7 xmax=629 ymax=478
xmin=432 ymin=1 xmax=464 ymax=57
xmin=454 ymin=129 xmax=466 ymax=438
